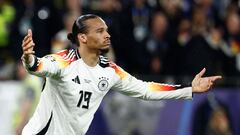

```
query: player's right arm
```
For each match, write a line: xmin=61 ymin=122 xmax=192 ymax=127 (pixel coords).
xmin=21 ymin=29 xmax=61 ymax=78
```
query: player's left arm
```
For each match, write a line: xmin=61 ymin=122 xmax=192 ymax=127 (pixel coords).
xmin=111 ymin=63 xmax=222 ymax=100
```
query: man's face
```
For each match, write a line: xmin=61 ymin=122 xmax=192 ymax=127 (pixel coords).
xmin=83 ymin=18 xmax=111 ymax=53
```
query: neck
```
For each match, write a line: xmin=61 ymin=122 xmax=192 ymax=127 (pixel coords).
xmin=79 ymin=46 xmax=100 ymax=67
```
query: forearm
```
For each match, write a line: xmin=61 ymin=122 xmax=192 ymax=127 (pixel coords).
xmin=22 ymin=54 xmax=61 ymax=78
xmin=114 ymin=76 xmax=193 ymax=100
xmin=143 ymin=86 xmax=192 ymax=100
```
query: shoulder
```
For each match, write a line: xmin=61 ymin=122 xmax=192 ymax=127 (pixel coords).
xmin=109 ymin=62 xmax=129 ymax=80
xmin=54 ymin=48 xmax=80 ymax=61
xmin=99 ymin=58 xmax=129 ymax=79
xmin=46 ymin=48 xmax=80 ymax=68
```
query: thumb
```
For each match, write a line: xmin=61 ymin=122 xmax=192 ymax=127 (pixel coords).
xmin=196 ymin=68 xmax=206 ymax=78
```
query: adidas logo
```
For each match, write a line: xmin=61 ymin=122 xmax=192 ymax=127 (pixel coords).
xmin=72 ymin=76 xmax=80 ymax=84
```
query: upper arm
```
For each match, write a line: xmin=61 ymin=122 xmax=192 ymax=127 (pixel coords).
xmin=24 ymin=49 xmax=78 ymax=78
xmin=25 ymin=54 xmax=62 ymax=78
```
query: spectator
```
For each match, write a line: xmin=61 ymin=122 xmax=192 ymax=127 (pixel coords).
xmin=193 ymin=93 xmax=233 ymax=135
xmin=182 ymin=6 xmax=221 ymax=76
xmin=205 ymin=107 xmax=233 ymax=135
xmin=223 ymin=9 xmax=240 ymax=76
xmin=145 ymin=11 xmax=169 ymax=75
xmin=10 ymin=0 xmax=62 ymax=58
xmin=119 ymin=0 xmax=152 ymax=72
xmin=51 ymin=12 xmax=78 ymax=53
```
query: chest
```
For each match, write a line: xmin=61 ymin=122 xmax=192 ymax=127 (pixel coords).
xmin=55 ymin=63 xmax=115 ymax=110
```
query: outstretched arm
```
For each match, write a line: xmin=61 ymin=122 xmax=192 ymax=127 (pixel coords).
xmin=192 ymin=68 xmax=222 ymax=93
xmin=111 ymin=63 xmax=222 ymax=100
xmin=111 ymin=63 xmax=192 ymax=100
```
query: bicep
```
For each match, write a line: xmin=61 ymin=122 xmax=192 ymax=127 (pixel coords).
xmin=25 ymin=55 xmax=62 ymax=78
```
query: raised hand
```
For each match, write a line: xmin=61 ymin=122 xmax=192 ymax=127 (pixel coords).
xmin=21 ymin=29 xmax=35 ymax=64
xmin=192 ymin=68 xmax=222 ymax=93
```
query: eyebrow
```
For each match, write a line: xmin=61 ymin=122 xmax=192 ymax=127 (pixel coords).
xmin=96 ymin=27 xmax=108 ymax=31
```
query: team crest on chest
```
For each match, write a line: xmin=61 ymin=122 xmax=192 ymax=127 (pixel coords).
xmin=98 ymin=77 xmax=109 ymax=91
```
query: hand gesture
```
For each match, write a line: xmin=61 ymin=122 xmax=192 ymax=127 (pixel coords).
xmin=192 ymin=68 xmax=222 ymax=93
xmin=21 ymin=29 xmax=35 ymax=64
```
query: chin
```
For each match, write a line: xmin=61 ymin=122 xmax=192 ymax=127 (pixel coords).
xmin=99 ymin=48 xmax=109 ymax=55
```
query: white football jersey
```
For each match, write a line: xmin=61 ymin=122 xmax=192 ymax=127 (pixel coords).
xmin=22 ymin=48 xmax=192 ymax=135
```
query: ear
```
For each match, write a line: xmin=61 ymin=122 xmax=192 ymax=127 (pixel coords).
xmin=77 ymin=33 xmax=87 ymax=43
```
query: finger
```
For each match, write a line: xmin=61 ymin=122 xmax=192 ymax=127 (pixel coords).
xmin=23 ymin=35 xmax=29 ymax=41
xmin=24 ymin=29 xmax=32 ymax=41
xmin=23 ymin=43 xmax=35 ymax=51
xmin=28 ymin=29 xmax=32 ymax=37
xmin=209 ymin=81 xmax=214 ymax=89
xmin=22 ymin=42 xmax=35 ymax=50
xmin=22 ymin=35 xmax=32 ymax=45
xmin=22 ymin=29 xmax=32 ymax=44
xmin=22 ymin=38 xmax=32 ymax=47
xmin=208 ymin=79 xmax=213 ymax=85
xmin=22 ymin=40 xmax=34 ymax=50
xmin=196 ymin=68 xmax=206 ymax=78
xmin=210 ymin=82 xmax=213 ymax=86
xmin=209 ymin=76 xmax=222 ymax=82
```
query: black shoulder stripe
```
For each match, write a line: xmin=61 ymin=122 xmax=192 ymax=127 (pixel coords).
xmin=36 ymin=112 xmax=53 ymax=135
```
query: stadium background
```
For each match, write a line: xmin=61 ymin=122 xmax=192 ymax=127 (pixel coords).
xmin=0 ymin=0 xmax=240 ymax=135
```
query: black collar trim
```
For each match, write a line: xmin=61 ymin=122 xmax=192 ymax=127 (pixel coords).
xmin=99 ymin=55 xmax=110 ymax=68
xmin=75 ymin=49 xmax=81 ymax=59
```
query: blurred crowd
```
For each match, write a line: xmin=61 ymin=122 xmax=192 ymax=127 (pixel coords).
xmin=1 ymin=0 xmax=240 ymax=83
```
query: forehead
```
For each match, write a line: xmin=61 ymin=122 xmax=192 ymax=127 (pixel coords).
xmin=85 ymin=18 xmax=108 ymax=30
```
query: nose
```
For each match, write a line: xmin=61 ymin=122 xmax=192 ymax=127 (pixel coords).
xmin=105 ymin=31 xmax=111 ymax=39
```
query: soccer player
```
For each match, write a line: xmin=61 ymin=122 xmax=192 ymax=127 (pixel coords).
xmin=21 ymin=14 xmax=222 ymax=135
